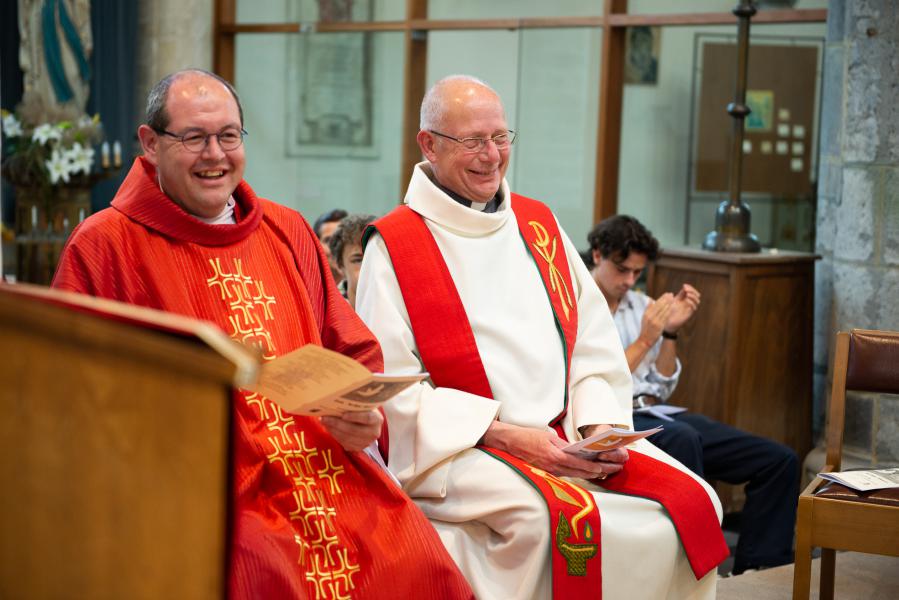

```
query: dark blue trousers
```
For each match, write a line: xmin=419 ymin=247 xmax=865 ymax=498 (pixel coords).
xmin=633 ymin=411 xmax=799 ymax=574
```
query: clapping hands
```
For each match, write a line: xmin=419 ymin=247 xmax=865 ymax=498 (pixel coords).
xmin=665 ymin=283 xmax=700 ymax=332
xmin=638 ymin=284 xmax=700 ymax=345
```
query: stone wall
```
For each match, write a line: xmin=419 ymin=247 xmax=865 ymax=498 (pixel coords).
xmin=134 ymin=0 xmax=214 ymax=136
xmin=814 ymin=0 xmax=899 ymax=467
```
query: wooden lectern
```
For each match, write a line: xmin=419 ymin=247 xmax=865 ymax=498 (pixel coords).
xmin=647 ymin=247 xmax=818 ymax=460
xmin=0 ymin=284 xmax=259 ymax=599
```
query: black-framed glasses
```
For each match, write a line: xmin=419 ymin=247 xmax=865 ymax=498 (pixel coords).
xmin=154 ymin=127 xmax=247 ymax=152
xmin=429 ymin=129 xmax=517 ymax=153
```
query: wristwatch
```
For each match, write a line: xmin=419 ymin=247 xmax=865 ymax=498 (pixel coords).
xmin=661 ymin=330 xmax=678 ymax=340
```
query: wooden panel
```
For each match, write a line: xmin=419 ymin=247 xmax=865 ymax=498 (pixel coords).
xmin=659 ymin=245 xmax=819 ymax=265
xmin=649 ymin=263 xmax=731 ymax=421
xmin=810 ymin=500 xmax=899 ymax=556
xmin=0 ymin=296 xmax=234 ymax=599
xmin=213 ymin=0 xmax=237 ymax=82
xmin=648 ymin=250 xmax=816 ymax=459
xmin=594 ymin=0 xmax=628 ymax=222
xmin=216 ymin=10 xmax=826 ymax=35
xmin=317 ymin=21 xmax=406 ymax=32
xmin=733 ymin=267 xmax=814 ymax=454
xmin=696 ymin=44 xmax=819 ymax=195
xmin=606 ymin=9 xmax=826 ymax=27
xmin=400 ymin=0 xmax=428 ymax=192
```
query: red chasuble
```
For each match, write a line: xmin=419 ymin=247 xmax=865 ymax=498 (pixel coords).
xmin=52 ymin=157 xmax=474 ymax=600
xmin=367 ymin=194 xmax=729 ymax=598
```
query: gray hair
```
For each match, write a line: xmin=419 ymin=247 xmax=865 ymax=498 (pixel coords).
xmin=419 ymin=74 xmax=496 ymax=131
xmin=145 ymin=69 xmax=244 ymax=131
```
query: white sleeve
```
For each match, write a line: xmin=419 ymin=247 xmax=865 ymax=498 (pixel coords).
xmin=643 ymin=353 xmax=682 ymax=401
xmin=355 ymin=233 xmax=500 ymax=493
xmin=558 ymin=226 xmax=634 ymax=436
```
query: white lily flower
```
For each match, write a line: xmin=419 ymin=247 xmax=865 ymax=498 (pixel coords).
xmin=46 ymin=149 xmax=72 ymax=184
xmin=32 ymin=123 xmax=63 ymax=145
xmin=66 ymin=142 xmax=95 ymax=175
xmin=2 ymin=113 xmax=23 ymax=137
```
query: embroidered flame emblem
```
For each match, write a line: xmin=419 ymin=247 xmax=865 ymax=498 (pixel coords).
xmin=530 ymin=466 xmax=596 ymax=538
xmin=528 ymin=220 xmax=574 ymax=321
xmin=530 ymin=466 xmax=599 ymax=576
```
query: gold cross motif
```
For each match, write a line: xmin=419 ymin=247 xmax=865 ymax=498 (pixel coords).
xmin=316 ymin=449 xmax=346 ymax=495
xmin=266 ymin=403 xmax=295 ymax=446
xmin=205 ymin=257 xmax=233 ymax=299
xmin=244 ymin=392 xmax=270 ymax=421
xmin=252 ymin=280 xmax=277 ymax=320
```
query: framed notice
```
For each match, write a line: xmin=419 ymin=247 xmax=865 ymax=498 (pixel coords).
xmin=690 ymin=34 xmax=822 ymax=196
xmin=286 ymin=0 xmax=376 ymax=158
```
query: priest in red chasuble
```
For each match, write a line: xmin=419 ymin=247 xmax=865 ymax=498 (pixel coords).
xmin=52 ymin=69 xmax=473 ymax=600
xmin=355 ymin=75 xmax=729 ymax=600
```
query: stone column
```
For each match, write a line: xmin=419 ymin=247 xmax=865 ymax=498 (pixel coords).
xmin=134 ymin=0 xmax=214 ymax=127
xmin=814 ymin=0 xmax=899 ymax=469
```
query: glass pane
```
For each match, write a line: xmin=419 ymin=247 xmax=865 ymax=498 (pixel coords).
xmin=515 ymin=28 xmax=602 ymax=247
xmin=428 ymin=0 xmax=601 ymax=20
xmin=237 ymin=0 xmax=404 ymax=24
xmin=235 ymin=32 xmax=405 ymax=219
xmin=426 ymin=27 xmax=602 ymax=244
xmin=426 ymin=29 xmax=522 ymax=117
xmin=617 ymin=21 xmax=825 ymax=251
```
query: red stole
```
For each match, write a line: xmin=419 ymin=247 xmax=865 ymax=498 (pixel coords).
xmin=367 ymin=193 xmax=729 ymax=597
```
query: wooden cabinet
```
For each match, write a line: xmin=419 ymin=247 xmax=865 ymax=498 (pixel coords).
xmin=647 ymin=247 xmax=818 ymax=459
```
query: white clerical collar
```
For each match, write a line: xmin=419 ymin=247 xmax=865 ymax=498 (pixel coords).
xmin=158 ymin=174 xmax=238 ymax=225
xmin=194 ymin=196 xmax=237 ymax=225
xmin=406 ymin=162 xmax=510 ymax=236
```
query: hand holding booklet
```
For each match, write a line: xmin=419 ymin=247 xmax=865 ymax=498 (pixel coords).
xmin=247 ymin=344 xmax=428 ymax=417
xmin=818 ymin=468 xmax=899 ymax=492
xmin=563 ymin=426 xmax=663 ymax=459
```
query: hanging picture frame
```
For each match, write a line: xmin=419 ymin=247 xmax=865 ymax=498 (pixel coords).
xmin=286 ymin=0 xmax=377 ymax=158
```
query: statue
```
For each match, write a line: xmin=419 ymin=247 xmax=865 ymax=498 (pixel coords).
xmin=18 ymin=0 xmax=93 ymax=117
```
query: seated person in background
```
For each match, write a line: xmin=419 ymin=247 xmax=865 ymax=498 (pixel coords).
xmin=327 ymin=214 xmax=376 ymax=308
xmin=587 ymin=214 xmax=799 ymax=575
xmin=52 ymin=69 xmax=473 ymax=600
xmin=313 ymin=208 xmax=348 ymax=283
xmin=356 ymin=74 xmax=728 ymax=600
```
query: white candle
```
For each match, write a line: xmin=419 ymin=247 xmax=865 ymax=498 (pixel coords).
xmin=101 ymin=141 xmax=110 ymax=168
xmin=113 ymin=141 xmax=122 ymax=167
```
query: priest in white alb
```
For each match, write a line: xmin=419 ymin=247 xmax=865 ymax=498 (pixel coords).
xmin=355 ymin=75 xmax=728 ymax=600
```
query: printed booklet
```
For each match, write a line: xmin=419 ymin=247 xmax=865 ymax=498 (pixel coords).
xmin=249 ymin=343 xmax=427 ymax=416
xmin=563 ymin=426 xmax=663 ymax=458
xmin=818 ymin=468 xmax=899 ymax=492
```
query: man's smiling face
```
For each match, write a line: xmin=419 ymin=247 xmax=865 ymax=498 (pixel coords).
xmin=139 ymin=73 xmax=245 ymax=218
xmin=420 ymin=82 xmax=511 ymax=203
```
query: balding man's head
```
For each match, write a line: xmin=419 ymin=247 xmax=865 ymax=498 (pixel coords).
xmin=145 ymin=69 xmax=244 ymax=132
xmin=416 ymin=75 xmax=513 ymax=203
xmin=420 ymin=75 xmax=501 ymax=131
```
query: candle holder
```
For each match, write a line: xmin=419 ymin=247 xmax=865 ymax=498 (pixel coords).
xmin=702 ymin=0 xmax=761 ymax=253
xmin=9 ymin=162 xmax=120 ymax=285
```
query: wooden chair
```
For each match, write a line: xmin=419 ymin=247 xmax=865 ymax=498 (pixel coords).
xmin=792 ymin=329 xmax=899 ymax=600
